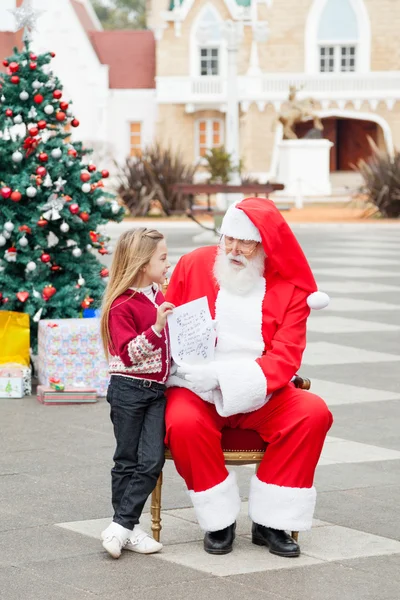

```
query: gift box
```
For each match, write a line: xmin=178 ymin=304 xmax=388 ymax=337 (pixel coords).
xmin=37 ymin=385 xmax=98 ymax=405
xmin=38 ymin=318 xmax=109 ymax=396
xmin=0 ymin=364 xmax=32 ymax=398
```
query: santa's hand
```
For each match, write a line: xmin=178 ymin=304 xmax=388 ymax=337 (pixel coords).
xmin=177 ymin=362 xmax=218 ymax=393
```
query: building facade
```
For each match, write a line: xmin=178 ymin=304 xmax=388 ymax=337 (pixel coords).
xmin=1 ymin=0 xmax=399 ymax=183
xmin=149 ymin=0 xmax=400 ymax=181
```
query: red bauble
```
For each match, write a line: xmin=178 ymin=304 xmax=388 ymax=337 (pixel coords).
xmin=56 ymin=111 xmax=66 ymax=122
xmin=98 ymin=247 xmax=108 ymax=255
xmin=67 ymin=148 xmax=77 ymax=157
xmin=50 ymin=52 xmax=56 ymax=58
xmin=69 ymin=203 xmax=79 ymax=214
xmin=37 ymin=217 xmax=48 ymax=227
xmin=16 ymin=291 xmax=29 ymax=303
xmin=36 ymin=166 xmax=47 ymax=176
xmin=33 ymin=94 xmax=44 ymax=104
xmin=81 ymin=297 xmax=94 ymax=309
xmin=42 ymin=285 xmax=56 ymax=301
xmin=30 ymin=53 xmax=37 ymax=61
xmin=89 ymin=231 xmax=99 ymax=243
xmin=10 ymin=75 xmax=20 ymax=84
xmin=2 ymin=60 xmax=9 ymax=67
xmin=101 ymin=169 xmax=109 ymax=178
xmin=10 ymin=191 xmax=22 ymax=202
xmin=79 ymin=211 xmax=90 ymax=222
xmin=1 ymin=187 xmax=11 ymax=199
xmin=100 ymin=268 xmax=109 ymax=278
xmin=9 ymin=62 xmax=19 ymax=73
xmin=38 ymin=152 xmax=48 ymax=162
xmin=71 ymin=119 xmax=80 ymax=128
xmin=29 ymin=62 xmax=37 ymax=70
xmin=53 ymin=89 xmax=62 ymax=99
xmin=63 ymin=195 xmax=72 ymax=202
xmin=88 ymin=164 xmax=96 ymax=173
xmin=60 ymin=101 xmax=69 ymax=111
xmin=19 ymin=225 xmax=32 ymax=234
xmin=50 ymin=265 xmax=61 ymax=272
xmin=41 ymin=253 xmax=51 ymax=263
xmin=29 ymin=126 xmax=39 ymax=136
xmin=5 ymin=108 xmax=13 ymax=117
xmin=37 ymin=120 xmax=47 ymax=130
xmin=80 ymin=172 xmax=90 ymax=182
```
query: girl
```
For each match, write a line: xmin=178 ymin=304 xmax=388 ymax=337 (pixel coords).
xmin=100 ymin=228 xmax=173 ymax=559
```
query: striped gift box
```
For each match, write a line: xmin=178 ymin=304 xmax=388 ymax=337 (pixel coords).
xmin=37 ymin=385 xmax=97 ymax=405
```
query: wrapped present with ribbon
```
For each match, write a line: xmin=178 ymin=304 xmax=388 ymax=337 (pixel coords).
xmin=38 ymin=318 xmax=109 ymax=396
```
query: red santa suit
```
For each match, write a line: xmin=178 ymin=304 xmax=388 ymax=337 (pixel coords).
xmin=165 ymin=198 xmax=333 ymax=533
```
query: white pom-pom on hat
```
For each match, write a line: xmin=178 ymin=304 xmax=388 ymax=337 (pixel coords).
xmin=307 ymin=291 xmax=330 ymax=310
xmin=220 ymin=204 xmax=262 ymax=242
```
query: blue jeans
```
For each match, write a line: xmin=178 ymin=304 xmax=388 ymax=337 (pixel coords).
xmin=107 ymin=375 xmax=166 ymax=530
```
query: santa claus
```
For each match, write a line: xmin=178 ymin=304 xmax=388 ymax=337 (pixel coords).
xmin=165 ymin=197 xmax=333 ymax=557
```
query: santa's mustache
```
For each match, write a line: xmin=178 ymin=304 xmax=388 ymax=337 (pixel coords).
xmin=226 ymin=253 xmax=248 ymax=267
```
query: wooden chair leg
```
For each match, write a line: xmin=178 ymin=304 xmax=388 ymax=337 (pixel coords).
xmin=151 ymin=471 xmax=163 ymax=542
xmin=291 ymin=531 xmax=299 ymax=542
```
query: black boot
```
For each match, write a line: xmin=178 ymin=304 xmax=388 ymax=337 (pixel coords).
xmin=204 ymin=522 xmax=236 ymax=555
xmin=252 ymin=523 xmax=300 ymax=557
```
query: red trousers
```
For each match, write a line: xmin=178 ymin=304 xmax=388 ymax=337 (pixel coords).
xmin=165 ymin=383 xmax=333 ymax=492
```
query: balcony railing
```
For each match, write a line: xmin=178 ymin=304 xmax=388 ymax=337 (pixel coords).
xmin=156 ymin=72 xmax=400 ymax=105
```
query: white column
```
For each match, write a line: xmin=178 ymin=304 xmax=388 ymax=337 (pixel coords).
xmin=222 ymin=20 xmax=242 ymax=186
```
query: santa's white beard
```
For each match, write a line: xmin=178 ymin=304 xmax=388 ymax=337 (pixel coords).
xmin=214 ymin=246 xmax=266 ymax=295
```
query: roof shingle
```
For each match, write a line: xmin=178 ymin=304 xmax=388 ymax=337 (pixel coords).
xmin=89 ymin=30 xmax=155 ymax=90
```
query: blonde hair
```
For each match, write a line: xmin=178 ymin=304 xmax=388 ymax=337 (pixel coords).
xmin=100 ymin=227 xmax=164 ymax=358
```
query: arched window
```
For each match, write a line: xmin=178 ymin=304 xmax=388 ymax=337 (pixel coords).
xmin=318 ymin=0 xmax=358 ymax=72
xmin=190 ymin=5 xmax=224 ymax=77
xmin=305 ymin=0 xmax=371 ymax=74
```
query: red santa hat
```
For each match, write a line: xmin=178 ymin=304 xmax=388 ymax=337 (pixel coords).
xmin=220 ymin=197 xmax=329 ymax=310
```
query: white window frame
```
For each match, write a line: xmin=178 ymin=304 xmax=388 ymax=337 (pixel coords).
xmin=305 ymin=0 xmax=370 ymax=74
xmin=318 ymin=41 xmax=357 ymax=73
xmin=190 ymin=3 xmax=227 ymax=78
xmin=199 ymin=46 xmax=220 ymax=76
xmin=195 ymin=118 xmax=224 ymax=162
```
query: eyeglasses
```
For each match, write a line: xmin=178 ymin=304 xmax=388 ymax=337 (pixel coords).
xmin=224 ymin=236 xmax=259 ymax=255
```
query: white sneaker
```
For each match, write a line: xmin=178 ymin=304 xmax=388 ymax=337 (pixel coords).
xmin=124 ymin=525 xmax=163 ymax=554
xmin=101 ymin=522 xmax=132 ymax=559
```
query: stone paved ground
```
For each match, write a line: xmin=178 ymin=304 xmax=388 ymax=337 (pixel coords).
xmin=1 ymin=220 xmax=400 ymax=599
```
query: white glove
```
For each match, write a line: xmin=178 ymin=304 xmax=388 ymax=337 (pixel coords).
xmin=177 ymin=362 xmax=219 ymax=393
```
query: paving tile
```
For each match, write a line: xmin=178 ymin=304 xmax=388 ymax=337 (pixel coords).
xmin=317 ymin=436 xmax=400 ymax=466
xmin=315 ymin=280 xmax=400 ymax=294
xmin=324 ymin=297 xmax=400 ymax=312
xmin=310 ymin=256 xmax=400 ymax=266
xmin=312 ymin=267 xmax=400 ymax=279
xmin=302 ymin=342 xmax=400 ymax=366
xmin=153 ymin=535 xmax=323 ymax=576
xmin=230 ymin=560 xmax=400 ymax=600
xmin=0 ymin=566 xmax=97 ymax=600
xmin=25 ymin=552 xmax=210 ymax=596
xmin=309 ymin=378 xmax=400 ymax=406
xmin=307 ymin=315 xmax=400 ymax=333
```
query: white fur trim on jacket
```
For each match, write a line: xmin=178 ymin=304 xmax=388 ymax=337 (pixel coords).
xmin=189 ymin=472 xmax=241 ymax=532
xmin=220 ymin=205 xmax=262 ymax=242
xmin=213 ymin=359 xmax=269 ymax=417
xmin=249 ymin=475 xmax=316 ymax=531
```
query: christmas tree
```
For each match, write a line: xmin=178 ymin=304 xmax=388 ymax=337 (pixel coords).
xmin=0 ymin=42 xmax=124 ymax=349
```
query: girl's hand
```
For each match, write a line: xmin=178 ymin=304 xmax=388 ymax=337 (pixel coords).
xmin=154 ymin=302 xmax=175 ymax=333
